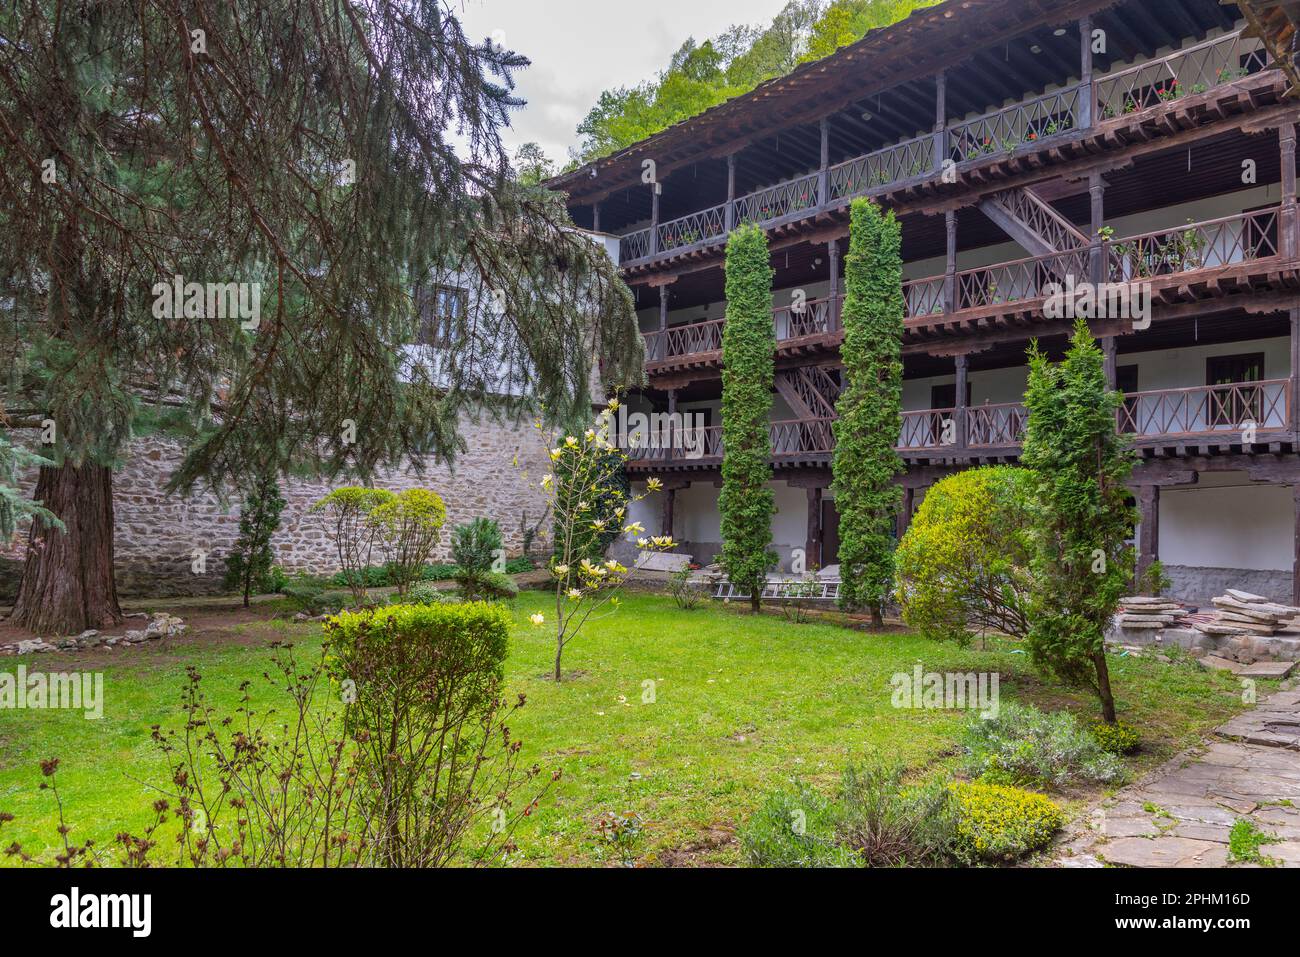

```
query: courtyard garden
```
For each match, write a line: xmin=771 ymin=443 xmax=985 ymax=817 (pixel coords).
xmin=0 ymin=589 xmax=1262 ymax=867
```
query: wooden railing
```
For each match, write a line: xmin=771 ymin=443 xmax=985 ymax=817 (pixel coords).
xmin=630 ymin=378 xmax=1295 ymax=466
xmin=642 ymin=317 xmax=724 ymax=362
xmin=955 ymin=247 xmax=1090 ymax=310
xmin=1094 ymin=29 xmax=1267 ymax=120
xmin=615 ymin=28 xmax=1271 ymax=267
xmin=774 ymin=295 xmax=837 ymax=339
xmin=947 ymin=84 xmax=1083 ymax=164
xmin=968 ymin=402 xmax=1028 ymax=447
xmin=1117 ymin=379 xmax=1290 ymax=437
xmin=899 ymin=409 xmax=955 ymax=449
xmin=903 ymin=277 xmax=944 ymax=318
xmin=1104 ymin=208 xmax=1279 ymax=282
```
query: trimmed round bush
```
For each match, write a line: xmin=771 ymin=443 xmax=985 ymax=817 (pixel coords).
xmin=1091 ymin=720 xmax=1140 ymax=755
xmin=950 ymin=781 xmax=1063 ymax=862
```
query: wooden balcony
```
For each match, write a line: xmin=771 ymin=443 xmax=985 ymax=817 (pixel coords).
xmin=642 ymin=206 xmax=1293 ymax=378
xmin=617 ymin=28 xmax=1274 ymax=270
xmin=625 ymin=380 xmax=1296 ymax=473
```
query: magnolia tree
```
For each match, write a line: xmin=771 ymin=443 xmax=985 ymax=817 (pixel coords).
xmin=534 ymin=400 xmax=674 ymax=681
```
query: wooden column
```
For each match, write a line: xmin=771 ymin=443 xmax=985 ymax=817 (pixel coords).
xmin=1102 ymin=336 xmax=1117 ymax=390
xmin=662 ymin=486 xmax=676 ymax=539
xmin=1291 ymin=308 xmax=1300 ymax=437
xmin=933 ymin=71 xmax=947 ymax=170
xmin=944 ymin=210 xmax=958 ymax=314
xmin=1294 ymin=483 xmax=1300 ymax=605
xmin=1079 ymin=15 xmax=1095 ymax=128
xmin=724 ymin=153 xmax=737 ymax=233
xmin=818 ymin=117 xmax=830 ymax=205
xmin=1137 ymin=485 xmax=1160 ymax=592
xmin=954 ymin=354 xmax=969 ymax=450
xmin=1281 ymin=124 xmax=1297 ymax=259
xmin=649 ymin=182 xmax=660 ymax=255
xmin=806 ymin=486 xmax=822 ymax=570
xmin=897 ymin=486 xmax=915 ymax=540
xmin=592 ymin=201 xmax=601 ymax=233
xmin=666 ymin=388 xmax=677 ymax=462
xmin=828 ymin=238 xmax=842 ymax=330
xmin=658 ymin=285 xmax=669 ymax=331
xmin=1089 ymin=172 xmax=1106 ymax=285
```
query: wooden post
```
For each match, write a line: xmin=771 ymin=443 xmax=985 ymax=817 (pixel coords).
xmin=1291 ymin=308 xmax=1300 ymax=437
xmin=1137 ymin=485 xmax=1160 ymax=592
xmin=934 ymin=71 xmax=947 ymax=171
xmin=828 ymin=238 xmax=842 ymax=330
xmin=944 ymin=210 xmax=958 ymax=314
xmin=1281 ymin=124 xmax=1297 ymax=259
xmin=662 ymin=486 xmax=676 ymax=539
xmin=897 ymin=485 xmax=915 ymax=540
xmin=954 ymin=354 xmax=969 ymax=450
xmin=1080 ymin=15 xmax=1095 ymax=128
xmin=667 ymin=388 xmax=677 ymax=462
xmin=592 ymin=201 xmax=601 ymax=233
xmin=658 ymin=285 xmax=669 ymax=332
xmin=819 ymin=116 xmax=830 ymax=206
xmin=1294 ymin=483 xmax=1300 ymax=605
xmin=649 ymin=182 xmax=660 ymax=255
xmin=725 ymin=153 xmax=737 ymax=233
xmin=806 ymin=486 xmax=822 ymax=570
xmin=1089 ymin=172 xmax=1106 ymax=285
xmin=1102 ymin=336 xmax=1117 ymax=390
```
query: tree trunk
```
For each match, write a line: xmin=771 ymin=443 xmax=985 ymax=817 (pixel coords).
xmin=9 ymin=463 xmax=123 ymax=635
xmin=870 ymin=605 xmax=883 ymax=629
xmin=1093 ymin=649 xmax=1117 ymax=724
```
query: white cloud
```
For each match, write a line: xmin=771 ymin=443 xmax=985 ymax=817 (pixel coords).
xmin=455 ymin=0 xmax=792 ymax=164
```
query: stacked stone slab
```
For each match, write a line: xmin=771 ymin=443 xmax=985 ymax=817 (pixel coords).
xmin=1193 ymin=589 xmax=1300 ymax=640
xmin=1116 ymin=596 xmax=1187 ymax=629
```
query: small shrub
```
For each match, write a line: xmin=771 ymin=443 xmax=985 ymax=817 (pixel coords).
xmin=834 ymin=761 xmax=961 ymax=867
xmin=961 ymin=703 xmax=1125 ymax=789
xmin=1091 ymin=720 xmax=1140 ymax=755
xmin=370 ymin=488 xmax=448 ymax=596
xmin=950 ymin=781 xmax=1063 ymax=862
xmin=739 ymin=784 xmax=860 ymax=868
xmin=460 ymin=570 xmax=519 ymax=602
xmin=223 ymin=470 xmax=287 ymax=607
xmin=403 ymin=581 xmax=451 ymax=606
xmin=668 ymin=565 xmax=703 ymax=610
xmin=452 ymin=518 xmax=504 ymax=577
xmin=311 ymin=487 xmax=395 ymax=605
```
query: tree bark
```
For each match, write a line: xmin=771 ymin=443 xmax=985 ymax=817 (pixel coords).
xmin=1093 ymin=649 xmax=1117 ymax=724
xmin=9 ymin=463 xmax=123 ymax=634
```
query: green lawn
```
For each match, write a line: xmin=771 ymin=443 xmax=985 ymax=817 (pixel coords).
xmin=0 ymin=591 xmax=1258 ymax=866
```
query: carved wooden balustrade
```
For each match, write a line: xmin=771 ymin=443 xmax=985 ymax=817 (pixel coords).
xmin=898 ymin=409 xmax=956 ymax=450
xmin=1117 ymin=379 xmax=1290 ymax=438
xmin=947 ymin=85 xmax=1084 ymax=164
xmin=1104 ymin=208 xmax=1279 ymax=282
xmin=734 ymin=172 xmax=823 ymax=226
xmin=774 ymin=295 xmax=838 ymax=339
xmin=642 ymin=317 xmax=725 ymax=363
xmin=1094 ymin=28 xmax=1267 ymax=120
xmin=828 ymin=133 xmax=935 ymax=200
xmin=967 ymin=403 xmax=1028 ymax=447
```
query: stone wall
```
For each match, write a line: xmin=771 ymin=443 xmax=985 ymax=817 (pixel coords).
xmin=1 ymin=408 xmax=553 ymax=600
xmin=1164 ymin=565 xmax=1295 ymax=608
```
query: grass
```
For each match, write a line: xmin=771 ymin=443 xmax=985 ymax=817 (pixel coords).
xmin=0 ymin=591 xmax=1261 ymax=866
xmin=1227 ymin=818 xmax=1282 ymax=866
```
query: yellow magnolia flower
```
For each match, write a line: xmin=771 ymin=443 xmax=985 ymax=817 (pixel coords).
xmin=549 ymin=448 xmax=563 ymax=461
xmin=540 ymin=474 xmax=553 ymax=490
xmin=607 ymin=398 xmax=620 ymax=412
xmin=565 ymin=435 xmax=578 ymax=447
xmin=567 ymin=588 xmax=582 ymax=599
xmin=529 ymin=613 xmax=545 ymax=626
xmin=553 ymin=564 xmax=570 ymax=576
xmin=623 ymin=521 xmax=645 ymax=536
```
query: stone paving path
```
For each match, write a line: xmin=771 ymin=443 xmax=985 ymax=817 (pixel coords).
xmin=1055 ymin=690 xmax=1300 ymax=868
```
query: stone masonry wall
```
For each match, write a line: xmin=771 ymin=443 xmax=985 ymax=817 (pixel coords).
xmin=0 ymin=408 xmax=553 ymax=600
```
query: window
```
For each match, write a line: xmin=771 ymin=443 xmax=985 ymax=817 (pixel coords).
xmin=416 ymin=284 xmax=468 ymax=347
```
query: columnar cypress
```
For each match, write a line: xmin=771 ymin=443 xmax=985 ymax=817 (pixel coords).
xmin=831 ymin=198 xmax=904 ymax=626
xmin=719 ymin=224 xmax=777 ymax=612
xmin=1020 ymin=320 xmax=1136 ymax=724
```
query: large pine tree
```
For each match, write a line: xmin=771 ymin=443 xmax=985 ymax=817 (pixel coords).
xmin=831 ymin=198 xmax=904 ymax=626
xmin=719 ymin=224 xmax=776 ymax=612
xmin=1020 ymin=320 xmax=1136 ymax=724
xmin=0 ymin=1 xmax=640 ymax=633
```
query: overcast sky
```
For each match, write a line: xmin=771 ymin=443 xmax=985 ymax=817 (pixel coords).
xmin=455 ymin=0 xmax=793 ymax=165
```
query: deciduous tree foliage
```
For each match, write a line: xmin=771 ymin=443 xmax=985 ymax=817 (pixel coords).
xmin=832 ymin=198 xmax=903 ymax=624
xmin=1019 ymin=321 xmax=1137 ymax=725
xmin=0 ymin=0 xmax=640 ymax=633
xmin=719 ymin=224 xmax=777 ymax=612
xmin=569 ymin=0 xmax=940 ymax=166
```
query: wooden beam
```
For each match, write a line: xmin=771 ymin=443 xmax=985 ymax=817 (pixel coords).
xmin=1136 ymin=484 xmax=1160 ymax=592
